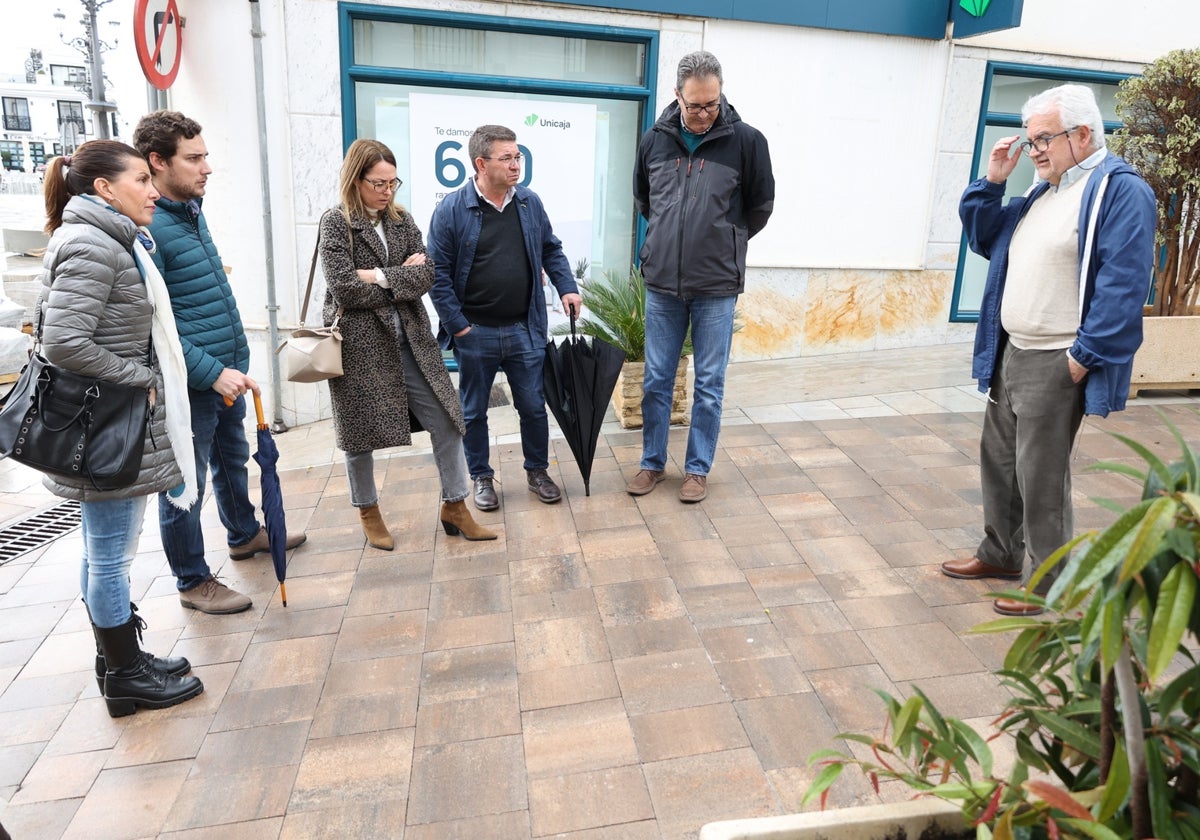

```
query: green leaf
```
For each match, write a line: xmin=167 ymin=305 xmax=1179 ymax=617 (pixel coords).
xmin=1160 ymin=410 xmax=1200 ymax=491
xmin=801 ymin=762 xmax=843 ymax=806
xmin=1095 ymin=739 xmax=1129 ymax=823
xmin=1056 ymin=819 xmax=1124 ymax=840
xmin=893 ymin=694 xmax=924 ymax=744
xmin=949 ymin=718 xmax=994 ymax=777
xmin=1069 ymin=499 xmax=1155 ymax=592
xmin=1109 ymin=431 xmax=1175 ymax=490
xmin=1146 ymin=558 xmax=1197 ymax=681
xmin=1119 ymin=496 xmax=1180 ymax=583
xmin=1086 ymin=459 xmax=1150 ymax=483
xmin=1029 ymin=710 xmax=1102 ymax=761
xmin=1146 ymin=741 xmax=1172 ymax=838
xmin=1099 ymin=588 xmax=1125 ymax=675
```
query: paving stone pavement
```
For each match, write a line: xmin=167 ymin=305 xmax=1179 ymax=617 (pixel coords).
xmin=3 ymin=212 xmax=1200 ymax=837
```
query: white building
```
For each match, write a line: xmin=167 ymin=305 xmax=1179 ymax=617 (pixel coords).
xmin=0 ymin=52 xmax=90 ymax=174
xmin=146 ymin=0 xmax=1200 ymax=426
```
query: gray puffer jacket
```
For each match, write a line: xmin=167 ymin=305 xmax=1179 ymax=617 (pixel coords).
xmin=37 ymin=195 xmax=182 ymax=501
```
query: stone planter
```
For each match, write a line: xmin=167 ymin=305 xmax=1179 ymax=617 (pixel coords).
xmin=611 ymin=356 xmax=690 ymax=430
xmin=700 ymin=799 xmax=967 ymax=840
xmin=1129 ymin=310 xmax=1200 ymax=397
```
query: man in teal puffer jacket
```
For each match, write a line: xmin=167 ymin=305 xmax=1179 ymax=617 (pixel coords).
xmin=134 ymin=111 xmax=305 ymax=615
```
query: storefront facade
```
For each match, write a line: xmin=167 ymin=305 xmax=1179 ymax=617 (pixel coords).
xmin=160 ymin=0 xmax=1198 ymax=425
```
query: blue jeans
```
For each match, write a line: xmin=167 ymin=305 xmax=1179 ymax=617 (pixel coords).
xmin=641 ymin=290 xmax=737 ymax=476
xmin=452 ymin=322 xmax=548 ymax=478
xmin=159 ymin=389 xmax=260 ymax=592
xmin=80 ymin=495 xmax=148 ymax=628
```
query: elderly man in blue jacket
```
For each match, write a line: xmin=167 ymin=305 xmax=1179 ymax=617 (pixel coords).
xmin=134 ymin=111 xmax=305 ymax=615
xmin=427 ymin=124 xmax=581 ymax=513
xmin=940 ymin=84 xmax=1156 ymax=616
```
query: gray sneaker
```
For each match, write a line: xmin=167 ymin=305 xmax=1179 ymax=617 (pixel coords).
xmin=179 ymin=577 xmax=252 ymax=615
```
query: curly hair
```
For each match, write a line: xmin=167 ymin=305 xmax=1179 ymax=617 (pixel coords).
xmin=132 ymin=110 xmax=203 ymax=164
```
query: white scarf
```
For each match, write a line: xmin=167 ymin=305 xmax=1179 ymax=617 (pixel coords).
xmin=133 ymin=237 xmax=198 ymax=510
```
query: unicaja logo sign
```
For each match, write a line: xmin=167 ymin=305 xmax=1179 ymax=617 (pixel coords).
xmin=524 ymin=112 xmax=572 ymax=130
xmin=524 ymin=113 xmax=538 ymax=126
xmin=960 ymin=0 xmax=991 ymax=15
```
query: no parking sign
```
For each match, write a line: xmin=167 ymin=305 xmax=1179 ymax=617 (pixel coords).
xmin=134 ymin=0 xmax=184 ymax=90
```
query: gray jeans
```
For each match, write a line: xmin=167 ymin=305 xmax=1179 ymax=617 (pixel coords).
xmin=346 ymin=321 xmax=469 ymax=507
xmin=977 ymin=342 xmax=1085 ymax=592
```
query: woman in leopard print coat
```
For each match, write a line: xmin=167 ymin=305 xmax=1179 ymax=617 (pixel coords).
xmin=319 ymin=139 xmax=495 ymax=548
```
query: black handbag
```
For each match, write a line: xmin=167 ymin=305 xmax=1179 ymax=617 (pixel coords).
xmin=0 ymin=327 xmax=150 ymax=492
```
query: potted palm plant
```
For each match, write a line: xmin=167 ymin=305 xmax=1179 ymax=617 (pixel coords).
xmin=703 ymin=417 xmax=1200 ymax=840
xmin=553 ymin=263 xmax=690 ymax=429
xmin=1110 ymin=48 xmax=1200 ymax=395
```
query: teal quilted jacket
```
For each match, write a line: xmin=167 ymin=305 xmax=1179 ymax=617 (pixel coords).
xmin=146 ymin=197 xmax=249 ymax=391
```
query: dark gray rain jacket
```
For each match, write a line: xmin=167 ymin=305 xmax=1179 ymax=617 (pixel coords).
xmin=634 ymin=97 xmax=774 ymax=298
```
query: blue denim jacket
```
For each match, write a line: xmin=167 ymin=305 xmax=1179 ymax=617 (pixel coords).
xmin=426 ymin=180 xmax=577 ymax=349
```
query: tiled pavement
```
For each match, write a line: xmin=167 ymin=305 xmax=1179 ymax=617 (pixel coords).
xmin=2 ymin=341 xmax=1199 ymax=839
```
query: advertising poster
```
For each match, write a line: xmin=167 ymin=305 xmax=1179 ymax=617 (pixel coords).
xmin=406 ymin=93 xmax=597 ymax=271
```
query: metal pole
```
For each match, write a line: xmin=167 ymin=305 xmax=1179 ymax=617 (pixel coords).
xmin=86 ymin=1 xmax=111 ymax=139
xmin=249 ymin=0 xmax=287 ymax=432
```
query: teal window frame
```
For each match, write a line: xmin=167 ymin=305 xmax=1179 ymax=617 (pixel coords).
xmin=337 ymin=3 xmax=659 ymax=148
xmin=948 ymin=62 xmax=1132 ymax=322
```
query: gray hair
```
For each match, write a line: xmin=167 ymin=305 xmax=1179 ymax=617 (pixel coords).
xmin=1022 ymin=84 xmax=1107 ymax=150
xmin=676 ymin=51 xmax=723 ymax=90
xmin=469 ymin=125 xmax=517 ymax=173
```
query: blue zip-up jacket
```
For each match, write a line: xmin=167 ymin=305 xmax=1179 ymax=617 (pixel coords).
xmin=426 ymin=181 xmax=577 ymax=349
xmin=146 ymin=197 xmax=250 ymax=391
xmin=961 ymin=153 xmax=1156 ymax=417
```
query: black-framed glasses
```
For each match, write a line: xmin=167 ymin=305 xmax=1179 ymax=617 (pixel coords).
xmin=482 ymin=154 xmax=523 ymax=165
xmin=1019 ymin=127 xmax=1077 ymax=155
xmin=680 ymin=99 xmax=720 ymax=116
xmin=363 ymin=177 xmax=402 ymax=193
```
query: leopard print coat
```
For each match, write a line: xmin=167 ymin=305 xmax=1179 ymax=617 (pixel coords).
xmin=318 ymin=206 xmax=464 ymax=453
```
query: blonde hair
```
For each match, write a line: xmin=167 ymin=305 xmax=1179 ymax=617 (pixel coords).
xmin=337 ymin=138 xmax=403 ymax=222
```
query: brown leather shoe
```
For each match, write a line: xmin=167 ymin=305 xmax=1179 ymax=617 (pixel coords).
xmin=527 ymin=469 xmax=562 ymax=504
xmin=358 ymin=504 xmax=394 ymax=551
xmin=440 ymin=500 xmax=498 ymax=541
xmin=626 ymin=469 xmax=665 ymax=496
xmin=229 ymin=526 xmax=307 ymax=560
xmin=940 ymin=556 xmax=1022 ymax=581
xmin=473 ymin=477 xmax=499 ymax=512
xmin=679 ymin=473 xmax=708 ymax=503
xmin=993 ymin=594 xmax=1045 ymax=617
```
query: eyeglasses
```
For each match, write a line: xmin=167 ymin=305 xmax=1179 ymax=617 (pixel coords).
xmin=1019 ymin=127 xmax=1077 ymax=155
xmin=482 ymin=154 xmax=523 ymax=165
xmin=680 ymin=99 xmax=720 ymax=116
xmin=362 ymin=178 xmax=402 ymax=193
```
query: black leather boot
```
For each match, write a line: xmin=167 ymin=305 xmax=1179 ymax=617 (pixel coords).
xmin=94 ymin=614 xmax=204 ymax=717
xmin=87 ymin=602 xmax=191 ymax=692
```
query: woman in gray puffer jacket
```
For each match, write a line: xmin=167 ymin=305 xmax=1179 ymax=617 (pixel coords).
xmin=39 ymin=140 xmax=202 ymax=717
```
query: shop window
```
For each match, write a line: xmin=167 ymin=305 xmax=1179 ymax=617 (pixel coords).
xmin=0 ymin=141 xmax=25 ymax=172
xmin=342 ymin=5 xmax=656 ymax=278
xmin=2 ymin=98 xmax=31 ymax=132
xmin=950 ymin=64 xmax=1128 ymax=321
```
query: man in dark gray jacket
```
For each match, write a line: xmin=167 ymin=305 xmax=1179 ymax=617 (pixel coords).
xmin=626 ymin=51 xmax=775 ymax=503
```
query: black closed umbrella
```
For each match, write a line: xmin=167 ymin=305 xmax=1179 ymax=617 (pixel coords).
xmin=543 ymin=312 xmax=626 ymax=496
xmin=250 ymin=392 xmax=291 ymax=606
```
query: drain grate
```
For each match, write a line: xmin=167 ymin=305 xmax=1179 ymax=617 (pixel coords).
xmin=0 ymin=500 xmax=82 ymax=566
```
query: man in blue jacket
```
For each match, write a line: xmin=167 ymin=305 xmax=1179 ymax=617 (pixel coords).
xmin=134 ymin=111 xmax=305 ymax=615
xmin=940 ymin=85 xmax=1156 ymax=616
xmin=427 ymin=124 xmax=581 ymax=513
xmin=626 ymin=51 xmax=774 ymax=504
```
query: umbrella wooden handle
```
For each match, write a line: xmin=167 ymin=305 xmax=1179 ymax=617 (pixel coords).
xmin=222 ymin=393 xmax=268 ymax=430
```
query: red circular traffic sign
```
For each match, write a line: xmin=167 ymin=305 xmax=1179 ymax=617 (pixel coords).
xmin=134 ymin=0 xmax=183 ymax=90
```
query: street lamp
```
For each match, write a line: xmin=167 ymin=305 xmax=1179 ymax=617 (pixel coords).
xmin=53 ymin=1 xmax=120 ymax=140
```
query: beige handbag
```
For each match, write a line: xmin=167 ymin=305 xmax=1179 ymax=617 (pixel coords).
xmin=280 ymin=228 xmax=344 ymax=383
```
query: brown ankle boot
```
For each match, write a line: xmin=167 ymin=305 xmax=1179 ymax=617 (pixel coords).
xmin=440 ymin=500 xmax=498 ymax=541
xmin=359 ymin=504 xmax=394 ymax=550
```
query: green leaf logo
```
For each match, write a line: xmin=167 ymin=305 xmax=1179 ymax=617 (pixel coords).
xmin=960 ymin=0 xmax=991 ymax=16
xmin=525 ymin=113 xmax=538 ymax=126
